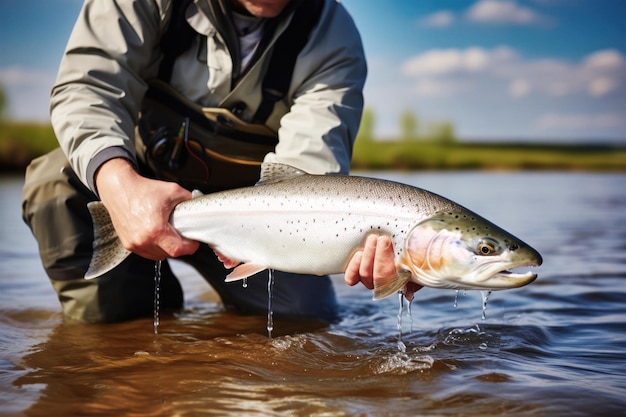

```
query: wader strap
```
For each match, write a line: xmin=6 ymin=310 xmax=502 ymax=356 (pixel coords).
xmin=157 ymin=0 xmax=324 ymax=124
xmin=252 ymin=0 xmax=324 ymax=124
xmin=157 ymin=0 xmax=196 ymax=82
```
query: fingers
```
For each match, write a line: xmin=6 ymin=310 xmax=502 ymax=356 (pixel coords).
xmin=344 ymin=251 xmax=363 ymax=287
xmin=357 ymin=234 xmax=379 ymax=289
xmin=373 ymin=235 xmax=396 ymax=281
xmin=344 ymin=234 xmax=395 ymax=291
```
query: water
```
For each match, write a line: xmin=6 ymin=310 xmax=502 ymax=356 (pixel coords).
xmin=266 ymin=269 xmax=275 ymax=339
xmin=1 ymin=172 xmax=625 ymax=416
xmin=154 ymin=260 xmax=162 ymax=334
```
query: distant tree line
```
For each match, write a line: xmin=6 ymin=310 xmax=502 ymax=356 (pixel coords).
xmin=357 ymin=108 xmax=457 ymax=144
xmin=0 ymin=85 xmax=5 ymax=121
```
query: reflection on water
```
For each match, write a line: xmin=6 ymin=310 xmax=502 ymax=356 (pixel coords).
xmin=1 ymin=172 xmax=625 ymax=416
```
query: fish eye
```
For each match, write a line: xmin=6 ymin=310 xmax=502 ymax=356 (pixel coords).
xmin=476 ymin=238 xmax=500 ymax=256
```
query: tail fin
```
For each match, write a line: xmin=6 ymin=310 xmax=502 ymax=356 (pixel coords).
xmin=84 ymin=201 xmax=131 ymax=279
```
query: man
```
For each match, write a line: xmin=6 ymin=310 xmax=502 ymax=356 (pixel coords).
xmin=22 ymin=0 xmax=399 ymax=323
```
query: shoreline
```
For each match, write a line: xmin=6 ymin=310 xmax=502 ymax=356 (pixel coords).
xmin=2 ymin=121 xmax=625 ymax=173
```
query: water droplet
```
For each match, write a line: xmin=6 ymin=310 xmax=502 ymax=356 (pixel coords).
xmin=453 ymin=290 xmax=459 ymax=308
xmin=242 ymin=278 xmax=248 ymax=288
xmin=406 ymin=296 xmax=414 ymax=332
xmin=153 ymin=260 xmax=162 ymax=335
xmin=481 ymin=290 xmax=492 ymax=320
xmin=397 ymin=291 xmax=405 ymax=352
xmin=267 ymin=269 xmax=275 ymax=339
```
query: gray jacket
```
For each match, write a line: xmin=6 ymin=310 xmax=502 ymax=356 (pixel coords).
xmin=50 ymin=0 xmax=367 ymax=193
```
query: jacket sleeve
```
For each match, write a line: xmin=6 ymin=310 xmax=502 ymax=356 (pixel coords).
xmin=263 ymin=0 xmax=367 ymax=175
xmin=49 ymin=0 xmax=171 ymax=193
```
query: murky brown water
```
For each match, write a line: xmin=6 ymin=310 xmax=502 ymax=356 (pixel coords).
xmin=2 ymin=172 xmax=625 ymax=416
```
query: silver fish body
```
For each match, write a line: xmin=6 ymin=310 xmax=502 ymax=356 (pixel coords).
xmin=86 ymin=164 xmax=542 ymax=299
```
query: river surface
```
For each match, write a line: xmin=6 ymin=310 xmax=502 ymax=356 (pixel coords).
xmin=1 ymin=171 xmax=625 ymax=417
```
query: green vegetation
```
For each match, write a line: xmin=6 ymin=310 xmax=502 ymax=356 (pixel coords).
xmin=0 ymin=121 xmax=57 ymax=172
xmin=352 ymin=136 xmax=626 ymax=171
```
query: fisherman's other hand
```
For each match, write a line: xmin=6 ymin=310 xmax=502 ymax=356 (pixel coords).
xmin=95 ymin=158 xmax=200 ymax=260
xmin=344 ymin=235 xmax=422 ymax=301
xmin=344 ymin=233 xmax=396 ymax=289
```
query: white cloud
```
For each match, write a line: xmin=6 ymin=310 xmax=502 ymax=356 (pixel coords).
xmin=583 ymin=49 xmax=625 ymax=70
xmin=0 ymin=66 xmax=56 ymax=121
xmin=401 ymin=47 xmax=626 ymax=99
xmin=535 ymin=113 xmax=626 ymax=130
xmin=466 ymin=0 xmax=550 ymax=26
xmin=402 ymin=46 xmax=516 ymax=77
xmin=588 ymin=77 xmax=620 ymax=97
xmin=419 ymin=11 xmax=455 ymax=28
xmin=411 ymin=78 xmax=473 ymax=98
xmin=509 ymin=78 xmax=531 ymax=97
xmin=0 ymin=66 xmax=52 ymax=86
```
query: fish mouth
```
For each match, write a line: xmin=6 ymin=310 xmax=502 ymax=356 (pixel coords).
xmin=441 ymin=262 xmax=540 ymax=290
xmin=473 ymin=255 xmax=542 ymax=290
xmin=490 ymin=269 xmax=538 ymax=288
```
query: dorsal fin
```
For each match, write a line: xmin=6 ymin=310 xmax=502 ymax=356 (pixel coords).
xmin=256 ymin=163 xmax=307 ymax=186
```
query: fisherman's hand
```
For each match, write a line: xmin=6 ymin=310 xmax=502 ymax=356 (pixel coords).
xmin=344 ymin=234 xmax=396 ymax=290
xmin=344 ymin=235 xmax=422 ymax=301
xmin=95 ymin=158 xmax=199 ymax=260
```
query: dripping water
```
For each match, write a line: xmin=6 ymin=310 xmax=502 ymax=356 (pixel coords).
xmin=242 ymin=278 xmax=248 ymax=288
xmin=267 ymin=269 xmax=275 ymax=339
xmin=406 ymin=296 xmax=414 ymax=332
xmin=453 ymin=290 xmax=459 ymax=308
xmin=397 ymin=291 xmax=406 ymax=353
xmin=481 ymin=290 xmax=492 ymax=320
xmin=153 ymin=260 xmax=162 ymax=335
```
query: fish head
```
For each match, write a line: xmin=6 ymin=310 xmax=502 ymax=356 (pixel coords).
xmin=401 ymin=210 xmax=542 ymax=291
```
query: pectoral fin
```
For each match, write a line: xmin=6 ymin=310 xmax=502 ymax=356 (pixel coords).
xmin=225 ymin=263 xmax=269 ymax=282
xmin=372 ymin=270 xmax=412 ymax=300
xmin=212 ymin=249 xmax=241 ymax=269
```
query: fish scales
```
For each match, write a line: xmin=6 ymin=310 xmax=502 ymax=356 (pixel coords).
xmin=171 ymin=174 xmax=459 ymax=275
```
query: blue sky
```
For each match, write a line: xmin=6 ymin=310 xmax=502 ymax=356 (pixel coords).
xmin=1 ymin=0 xmax=625 ymax=142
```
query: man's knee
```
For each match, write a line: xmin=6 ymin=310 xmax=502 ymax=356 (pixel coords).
xmin=22 ymin=148 xmax=96 ymax=280
xmin=51 ymin=256 xmax=184 ymax=323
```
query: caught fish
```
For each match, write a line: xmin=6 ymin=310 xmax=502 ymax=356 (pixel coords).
xmin=85 ymin=163 xmax=542 ymax=299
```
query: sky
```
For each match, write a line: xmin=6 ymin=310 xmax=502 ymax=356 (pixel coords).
xmin=0 ymin=0 xmax=625 ymax=143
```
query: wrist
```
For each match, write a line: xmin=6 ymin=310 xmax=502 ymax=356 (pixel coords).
xmin=95 ymin=158 xmax=139 ymax=200
xmin=87 ymin=147 xmax=137 ymax=196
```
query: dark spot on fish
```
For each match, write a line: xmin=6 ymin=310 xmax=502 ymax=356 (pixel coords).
xmin=509 ymin=244 xmax=519 ymax=251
